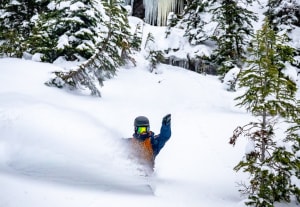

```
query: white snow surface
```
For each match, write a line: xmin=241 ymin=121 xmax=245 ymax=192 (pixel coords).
xmin=1 ymin=56 xmax=298 ymax=206
xmin=0 ymin=54 xmax=246 ymax=206
xmin=1 ymin=11 xmax=300 ymax=207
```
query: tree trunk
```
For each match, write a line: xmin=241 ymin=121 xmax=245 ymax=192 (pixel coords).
xmin=261 ymin=109 xmax=267 ymax=162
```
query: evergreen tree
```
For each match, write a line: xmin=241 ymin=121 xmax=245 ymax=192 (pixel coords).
xmin=28 ymin=0 xmax=103 ymax=62
xmin=265 ymin=0 xmax=300 ymax=76
xmin=181 ymin=0 xmax=209 ymax=45
xmin=266 ymin=0 xmax=300 ymax=32
xmin=101 ymin=0 xmax=134 ymax=66
xmin=229 ymin=19 xmax=299 ymax=207
xmin=0 ymin=0 xmax=49 ymax=57
xmin=131 ymin=22 xmax=143 ymax=51
xmin=165 ymin=12 xmax=178 ymax=38
xmin=285 ymin=114 xmax=300 ymax=203
xmin=211 ymin=0 xmax=257 ymax=77
xmin=46 ymin=0 xmax=134 ymax=97
xmin=144 ymin=32 xmax=164 ymax=73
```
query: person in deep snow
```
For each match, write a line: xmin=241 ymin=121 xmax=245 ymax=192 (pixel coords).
xmin=127 ymin=114 xmax=171 ymax=174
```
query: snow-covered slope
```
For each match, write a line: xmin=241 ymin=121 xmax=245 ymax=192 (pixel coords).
xmin=1 ymin=6 xmax=300 ymax=205
xmin=0 ymin=56 xmax=261 ymax=207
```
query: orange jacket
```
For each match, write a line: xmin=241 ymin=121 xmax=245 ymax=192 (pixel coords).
xmin=130 ymin=135 xmax=155 ymax=170
xmin=127 ymin=121 xmax=171 ymax=173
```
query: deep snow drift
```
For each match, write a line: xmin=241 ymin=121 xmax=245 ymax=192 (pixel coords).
xmin=0 ymin=56 xmax=258 ymax=207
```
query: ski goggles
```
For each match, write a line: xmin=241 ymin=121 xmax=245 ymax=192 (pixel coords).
xmin=137 ymin=126 xmax=148 ymax=134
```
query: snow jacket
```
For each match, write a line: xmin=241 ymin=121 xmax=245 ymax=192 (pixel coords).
xmin=127 ymin=122 xmax=171 ymax=171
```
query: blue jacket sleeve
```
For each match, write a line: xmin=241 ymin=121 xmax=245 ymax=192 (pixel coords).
xmin=151 ymin=123 xmax=171 ymax=157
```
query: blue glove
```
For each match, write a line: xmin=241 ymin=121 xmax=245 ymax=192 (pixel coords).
xmin=162 ymin=114 xmax=171 ymax=125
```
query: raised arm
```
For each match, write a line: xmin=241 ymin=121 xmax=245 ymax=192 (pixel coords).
xmin=152 ymin=114 xmax=171 ymax=157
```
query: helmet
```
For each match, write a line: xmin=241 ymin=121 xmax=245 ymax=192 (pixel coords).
xmin=134 ymin=116 xmax=149 ymax=127
xmin=134 ymin=116 xmax=150 ymax=134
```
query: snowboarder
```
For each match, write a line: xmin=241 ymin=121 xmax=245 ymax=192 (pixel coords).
xmin=127 ymin=114 xmax=171 ymax=175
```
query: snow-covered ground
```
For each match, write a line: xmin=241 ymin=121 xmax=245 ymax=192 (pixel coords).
xmin=0 ymin=55 xmax=242 ymax=206
xmin=1 ymin=1 xmax=300 ymax=205
xmin=0 ymin=53 xmax=298 ymax=207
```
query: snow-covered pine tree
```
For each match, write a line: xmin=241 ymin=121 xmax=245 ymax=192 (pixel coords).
xmin=265 ymin=0 xmax=300 ymax=76
xmin=181 ymin=0 xmax=209 ymax=45
xmin=131 ymin=22 xmax=143 ymax=51
xmin=210 ymin=0 xmax=257 ymax=78
xmin=229 ymin=19 xmax=299 ymax=207
xmin=101 ymin=0 xmax=134 ymax=66
xmin=266 ymin=0 xmax=300 ymax=32
xmin=144 ymin=32 xmax=163 ymax=73
xmin=28 ymin=0 xmax=103 ymax=62
xmin=165 ymin=12 xmax=178 ymax=38
xmin=46 ymin=0 xmax=134 ymax=97
xmin=0 ymin=0 xmax=49 ymax=57
xmin=284 ymin=114 xmax=300 ymax=203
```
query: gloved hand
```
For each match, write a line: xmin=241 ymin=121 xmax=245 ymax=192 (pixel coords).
xmin=162 ymin=114 xmax=171 ymax=125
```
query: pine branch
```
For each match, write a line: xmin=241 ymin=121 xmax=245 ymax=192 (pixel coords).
xmin=45 ymin=44 xmax=115 ymax=97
